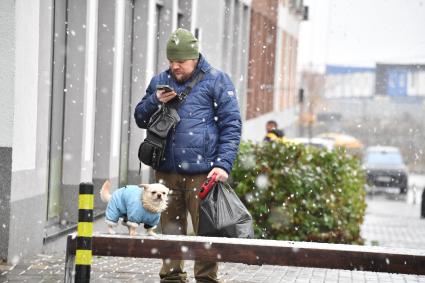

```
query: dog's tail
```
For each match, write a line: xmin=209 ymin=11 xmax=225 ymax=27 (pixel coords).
xmin=100 ymin=180 xmax=112 ymax=203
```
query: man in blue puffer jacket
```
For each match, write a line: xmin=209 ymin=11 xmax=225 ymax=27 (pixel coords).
xmin=134 ymin=28 xmax=241 ymax=283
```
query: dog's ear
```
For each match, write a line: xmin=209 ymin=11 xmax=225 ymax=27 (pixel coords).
xmin=162 ymin=185 xmax=170 ymax=194
xmin=139 ymin=184 xmax=150 ymax=191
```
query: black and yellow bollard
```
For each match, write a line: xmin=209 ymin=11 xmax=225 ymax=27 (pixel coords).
xmin=75 ymin=182 xmax=94 ymax=282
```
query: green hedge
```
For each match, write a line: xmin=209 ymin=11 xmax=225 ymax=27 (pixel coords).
xmin=231 ymin=141 xmax=366 ymax=244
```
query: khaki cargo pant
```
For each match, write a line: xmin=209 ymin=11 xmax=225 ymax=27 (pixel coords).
xmin=155 ymin=171 xmax=221 ymax=283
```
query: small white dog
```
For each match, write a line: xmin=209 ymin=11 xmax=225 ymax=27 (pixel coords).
xmin=100 ymin=180 xmax=169 ymax=236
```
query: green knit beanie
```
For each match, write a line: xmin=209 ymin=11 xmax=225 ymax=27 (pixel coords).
xmin=166 ymin=28 xmax=199 ymax=61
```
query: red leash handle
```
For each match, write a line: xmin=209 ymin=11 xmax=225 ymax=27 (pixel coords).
xmin=199 ymin=173 xmax=218 ymax=200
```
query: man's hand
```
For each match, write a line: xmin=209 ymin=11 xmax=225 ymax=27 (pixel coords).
xmin=207 ymin=167 xmax=228 ymax=182
xmin=156 ymin=90 xmax=177 ymax=103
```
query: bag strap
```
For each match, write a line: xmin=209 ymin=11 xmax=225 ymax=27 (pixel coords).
xmin=165 ymin=69 xmax=205 ymax=110
xmin=176 ymin=70 xmax=205 ymax=103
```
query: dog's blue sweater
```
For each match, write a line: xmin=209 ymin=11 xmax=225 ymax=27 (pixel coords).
xmin=105 ymin=185 xmax=160 ymax=227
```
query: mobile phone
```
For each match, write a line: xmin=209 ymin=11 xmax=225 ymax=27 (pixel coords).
xmin=156 ymin=84 xmax=174 ymax=92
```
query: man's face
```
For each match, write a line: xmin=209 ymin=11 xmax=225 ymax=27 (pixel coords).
xmin=169 ymin=59 xmax=198 ymax=83
xmin=266 ymin=122 xmax=277 ymax=132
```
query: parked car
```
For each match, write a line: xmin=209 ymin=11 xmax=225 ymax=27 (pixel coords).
xmin=315 ymin=132 xmax=363 ymax=149
xmin=315 ymin=132 xmax=363 ymax=156
xmin=291 ymin=137 xmax=335 ymax=151
xmin=362 ymin=146 xmax=408 ymax=194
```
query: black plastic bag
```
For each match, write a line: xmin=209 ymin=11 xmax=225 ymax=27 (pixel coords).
xmin=198 ymin=182 xmax=254 ymax=238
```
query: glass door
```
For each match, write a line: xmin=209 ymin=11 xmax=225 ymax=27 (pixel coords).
xmin=47 ymin=0 xmax=68 ymax=222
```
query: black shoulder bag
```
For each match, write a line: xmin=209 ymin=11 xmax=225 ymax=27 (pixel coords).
xmin=138 ymin=71 xmax=205 ymax=171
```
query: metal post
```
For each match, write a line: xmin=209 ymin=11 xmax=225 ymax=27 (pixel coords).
xmin=64 ymin=234 xmax=76 ymax=283
xmin=298 ymin=88 xmax=305 ymax=137
xmin=75 ymin=183 xmax=94 ymax=282
xmin=421 ymin=188 xmax=425 ymax=219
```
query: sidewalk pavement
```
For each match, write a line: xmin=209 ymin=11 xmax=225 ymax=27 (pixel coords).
xmin=3 ymin=254 xmax=425 ymax=283
xmin=1 ymin=195 xmax=425 ymax=283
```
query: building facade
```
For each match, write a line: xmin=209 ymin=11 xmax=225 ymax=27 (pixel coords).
xmin=324 ymin=64 xmax=425 ymax=99
xmin=243 ymin=0 xmax=305 ymax=141
xmin=375 ymin=63 xmax=425 ymax=97
xmin=0 ymin=0 xmax=252 ymax=263
xmin=324 ymin=65 xmax=376 ymax=98
xmin=1 ymin=0 xmax=306 ymax=263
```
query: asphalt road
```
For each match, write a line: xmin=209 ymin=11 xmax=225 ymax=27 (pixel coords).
xmin=361 ymin=174 xmax=425 ymax=250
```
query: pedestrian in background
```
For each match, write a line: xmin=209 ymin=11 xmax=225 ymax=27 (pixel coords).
xmin=264 ymin=120 xmax=285 ymax=142
xmin=134 ymin=28 xmax=242 ymax=283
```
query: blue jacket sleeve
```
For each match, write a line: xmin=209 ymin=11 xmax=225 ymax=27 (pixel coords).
xmin=134 ymin=77 xmax=161 ymax=129
xmin=212 ymin=73 xmax=242 ymax=174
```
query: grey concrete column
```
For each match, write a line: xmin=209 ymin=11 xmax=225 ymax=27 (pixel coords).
xmin=222 ymin=0 xmax=235 ymax=74
xmin=0 ymin=0 xmax=15 ymax=262
xmin=178 ymin=0 xmax=192 ymax=29
xmin=93 ymin=0 xmax=131 ymax=198
xmin=156 ymin=0 xmax=176 ymax=73
xmin=128 ymin=0 xmax=154 ymax=184
xmin=1 ymin=0 xmax=54 ymax=263
xmin=237 ymin=3 xmax=251 ymax=120
xmin=119 ymin=0 xmax=136 ymax=186
xmin=62 ymin=0 xmax=99 ymax=222
xmin=231 ymin=0 xmax=242 ymax=83
xmin=93 ymin=0 xmax=117 ymax=199
xmin=194 ymin=0 xmax=225 ymax=68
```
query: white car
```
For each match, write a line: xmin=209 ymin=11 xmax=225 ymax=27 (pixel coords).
xmin=291 ymin=137 xmax=335 ymax=151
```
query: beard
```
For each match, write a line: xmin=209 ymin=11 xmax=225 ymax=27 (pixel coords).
xmin=171 ymin=71 xmax=192 ymax=83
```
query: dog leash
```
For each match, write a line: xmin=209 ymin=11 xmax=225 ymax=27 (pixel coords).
xmin=169 ymin=187 xmax=202 ymax=192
